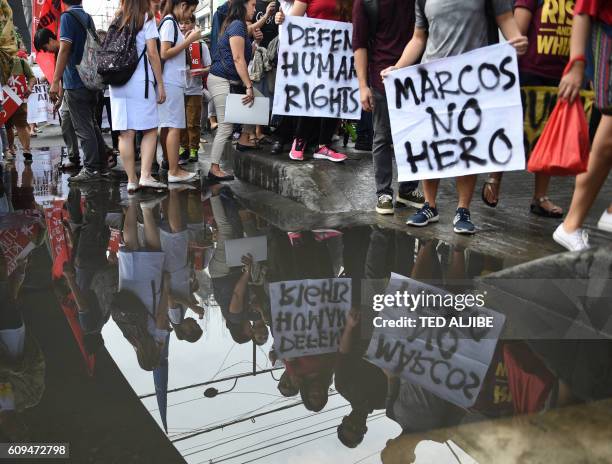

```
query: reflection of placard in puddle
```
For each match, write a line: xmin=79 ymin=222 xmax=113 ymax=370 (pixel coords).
xmin=269 ymin=278 xmax=351 ymax=359
xmin=365 ymin=275 xmax=505 ymax=408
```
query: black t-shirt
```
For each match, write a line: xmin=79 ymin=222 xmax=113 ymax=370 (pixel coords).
xmin=252 ymin=0 xmax=278 ymax=48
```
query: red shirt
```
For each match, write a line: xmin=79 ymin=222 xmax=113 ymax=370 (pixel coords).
xmin=304 ymin=0 xmax=339 ymax=20
xmin=515 ymin=0 xmax=571 ymax=80
xmin=574 ymin=0 xmax=612 ymax=25
xmin=352 ymin=0 xmax=416 ymax=92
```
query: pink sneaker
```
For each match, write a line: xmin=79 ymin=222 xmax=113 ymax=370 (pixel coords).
xmin=313 ymin=146 xmax=347 ymax=162
xmin=287 ymin=231 xmax=303 ymax=246
xmin=289 ymin=138 xmax=305 ymax=161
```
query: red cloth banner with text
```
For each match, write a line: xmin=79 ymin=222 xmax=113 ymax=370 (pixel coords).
xmin=0 ymin=86 xmax=24 ymax=126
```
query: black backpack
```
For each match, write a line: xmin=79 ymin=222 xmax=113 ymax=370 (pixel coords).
xmin=97 ymin=16 xmax=151 ymax=97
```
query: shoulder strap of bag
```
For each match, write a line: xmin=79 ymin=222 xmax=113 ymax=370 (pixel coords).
xmin=65 ymin=10 xmax=98 ymax=41
xmin=159 ymin=16 xmax=179 ymax=47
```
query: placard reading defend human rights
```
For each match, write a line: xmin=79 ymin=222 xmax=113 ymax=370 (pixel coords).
xmin=272 ymin=16 xmax=360 ymax=120
xmin=385 ymin=43 xmax=526 ymax=182
xmin=269 ymin=278 xmax=351 ymax=359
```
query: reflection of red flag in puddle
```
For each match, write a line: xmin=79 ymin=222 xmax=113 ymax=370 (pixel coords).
xmin=44 ymin=199 xmax=70 ymax=280
xmin=32 ymin=0 xmax=63 ymax=83
xmin=61 ymin=294 xmax=96 ymax=377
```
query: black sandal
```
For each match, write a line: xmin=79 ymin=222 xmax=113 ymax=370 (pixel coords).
xmin=481 ymin=177 xmax=500 ymax=208
xmin=530 ymin=196 xmax=563 ymax=218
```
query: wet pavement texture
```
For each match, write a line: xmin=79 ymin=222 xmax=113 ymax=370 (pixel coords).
xmin=0 ymin=129 xmax=610 ymax=464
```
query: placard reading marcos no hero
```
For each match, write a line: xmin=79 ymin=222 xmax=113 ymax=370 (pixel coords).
xmin=385 ymin=43 xmax=526 ymax=182
xmin=272 ymin=16 xmax=360 ymax=120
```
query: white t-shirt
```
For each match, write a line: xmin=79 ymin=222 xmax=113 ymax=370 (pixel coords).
xmin=132 ymin=16 xmax=159 ymax=82
xmin=160 ymin=15 xmax=187 ymax=88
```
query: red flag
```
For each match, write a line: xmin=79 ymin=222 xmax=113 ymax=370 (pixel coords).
xmin=32 ymin=0 xmax=63 ymax=83
xmin=0 ymin=86 xmax=24 ymax=126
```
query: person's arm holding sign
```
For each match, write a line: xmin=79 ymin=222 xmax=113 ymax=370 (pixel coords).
xmin=495 ymin=12 xmax=528 ymax=55
xmin=230 ymin=29 xmax=255 ymax=106
xmin=558 ymin=13 xmax=590 ymax=103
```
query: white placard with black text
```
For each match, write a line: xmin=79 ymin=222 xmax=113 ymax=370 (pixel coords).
xmin=385 ymin=43 xmax=525 ymax=182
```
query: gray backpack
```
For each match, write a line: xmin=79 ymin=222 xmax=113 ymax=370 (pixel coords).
xmin=65 ymin=10 xmax=105 ymax=91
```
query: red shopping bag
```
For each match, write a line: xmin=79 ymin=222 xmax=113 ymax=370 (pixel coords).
xmin=527 ymin=96 xmax=590 ymax=176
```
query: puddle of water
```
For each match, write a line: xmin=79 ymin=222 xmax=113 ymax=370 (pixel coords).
xmin=1 ymin=149 xmax=611 ymax=464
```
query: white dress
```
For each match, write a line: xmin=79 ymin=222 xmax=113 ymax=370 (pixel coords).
xmin=110 ymin=17 xmax=159 ymax=131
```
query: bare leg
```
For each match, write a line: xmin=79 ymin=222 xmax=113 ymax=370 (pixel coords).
xmin=118 ymin=130 xmax=137 ymax=184
xmin=564 ymin=115 xmax=612 ymax=232
xmin=532 ymin=173 xmax=563 ymax=215
xmin=423 ymin=179 xmax=440 ymax=208
xmin=160 ymin=127 xmax=169 ymax=163
xmin=457 ymin=175 xmax=477 ymax=209
xmin=142 ymin=206 xmax=161 ymax=250
xmin=16 ymin=126 xmax=31 ymax=152
xmin=123 ymin=200 xmax=139 ymax=250
xmin=140 ymin=128 xmax=159 ymax=181
xmin=166 ymin=128 xmax=191 ymax=178
xmin=165 ymin=189 xmax=184 ymax=233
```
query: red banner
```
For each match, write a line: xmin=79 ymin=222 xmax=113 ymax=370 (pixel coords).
xmin=32 ymin=0 xmax=63 ymax=83
xmin=7 ymin=74 xmax=28 ymax=99
xmin=43 ymin=199 xmax=70 ymax=280
xmin=189 ymin=43 xmax=203 ymax=70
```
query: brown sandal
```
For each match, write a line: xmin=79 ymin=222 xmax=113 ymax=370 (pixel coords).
xmin=530 ymin=196 xmax=563 ymax=218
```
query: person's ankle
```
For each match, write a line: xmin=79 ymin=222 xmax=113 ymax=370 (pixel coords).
xmin=562 ymin=222 xmax=579 ymax=234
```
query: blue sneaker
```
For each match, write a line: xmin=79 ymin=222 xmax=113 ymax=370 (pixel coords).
xmin=453 ymin=208 xmax=476 ymax=235
xmin=406 ymin=203 xmax=439 ymax=227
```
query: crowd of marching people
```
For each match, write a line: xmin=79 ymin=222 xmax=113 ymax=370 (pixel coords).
xmin=0 ymin=0 xmax=610 ymax=253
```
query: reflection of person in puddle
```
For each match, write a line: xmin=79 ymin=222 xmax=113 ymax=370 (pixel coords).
xmin=62 ymin=186 xmax=112 ymax=354
xmin=160 ymin=188 xmax=205 ymax=343
xmin=0 ymin=257 xmax=45 ymax=441
xmin=226 ymin=253 xmax=269 ymax=345
xmin=336 ymin=308 xmax=387 ymax=448
xmin=113 ymin=198 xmax=171 ymax=371
xmin=208 ymin=185 xmax=269 ymax=344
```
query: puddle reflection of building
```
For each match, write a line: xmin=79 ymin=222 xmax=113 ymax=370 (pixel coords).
xmin=9 ymin=148 xmax=63 ymax=205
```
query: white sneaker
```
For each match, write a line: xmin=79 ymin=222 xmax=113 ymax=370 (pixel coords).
xmin=597 ymin=210 xmax=612 ymax=233
xmin=168 ymin=171 xmax=196 ymax=183
xmin=553 ymin=224 xmax=590 ymax=251
xmin=127 ymin=182 xmax=138 ymax=194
